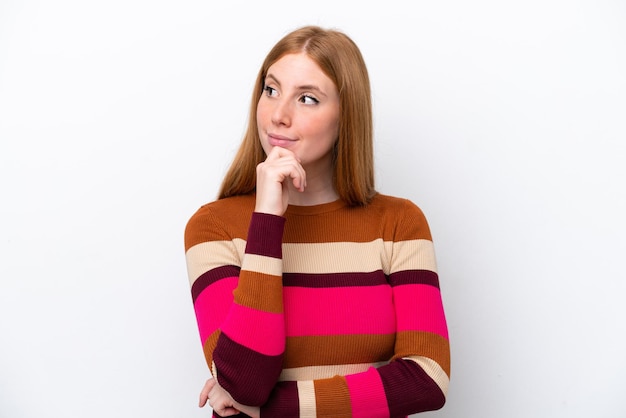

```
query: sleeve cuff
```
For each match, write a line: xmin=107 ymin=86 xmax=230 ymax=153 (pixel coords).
xmin=245 ymin=212 xmax=286 ymax=258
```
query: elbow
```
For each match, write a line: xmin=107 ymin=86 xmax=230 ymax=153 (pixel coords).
xmin=217 ymin=366 xmax=281 ymax=406
xmin=432 ymin=391 xmax=446 ymax=411
xmin=425 ymin=383 xmax=447 ymax=411
xmin=213 ymin=347 xmax=283 ymax=406
xmin=414 ymin=386 xmax=446 ymax=413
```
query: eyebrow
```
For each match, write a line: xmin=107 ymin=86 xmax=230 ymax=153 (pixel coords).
xmin=265 ymin=73 xmax=328 ymax=98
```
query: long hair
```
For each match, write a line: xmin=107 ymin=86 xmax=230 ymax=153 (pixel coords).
xmin=218 ymin=26 xmax=375 ymax=206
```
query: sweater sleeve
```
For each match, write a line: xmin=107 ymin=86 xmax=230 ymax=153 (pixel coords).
xmin=184 ymin=208 xmax=286 ymax=406
xmin=260 ymin=200 xmax=450 ymax=417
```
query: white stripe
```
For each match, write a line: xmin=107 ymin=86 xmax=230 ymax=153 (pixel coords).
xmin=283 ymin=240 xmax=386 ymax=274
xmin=283 ymin=239 xmax=436 ymax=274
xmin=279 ymin=362 xmax=387 ymax=381
xmin=405 ymin=356 xmax=449 ymax=395
xmin=185 ymin=239 xmax=245 ymax=284
xmin=241 ymin=253 xmax=282 ymax=277
xmin=297 ymin=380 xmax=317 ymax=418
xmin=390 ymin=239 xmax=438 ymax=274
xmin=186 ymin=238 xmax=436 ymax=285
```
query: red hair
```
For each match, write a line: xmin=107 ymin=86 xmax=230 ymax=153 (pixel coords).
xmin=219 ymin=26 xmax=375 ymax=206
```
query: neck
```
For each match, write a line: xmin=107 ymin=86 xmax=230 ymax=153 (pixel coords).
xmin=287 ymin=160 xmax=338 ymax=206
xmin=287 ymin=183 xmax=338 ymax=206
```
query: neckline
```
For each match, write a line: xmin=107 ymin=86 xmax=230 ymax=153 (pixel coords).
xmin=284 ymin=199 xmax=347 ymax=215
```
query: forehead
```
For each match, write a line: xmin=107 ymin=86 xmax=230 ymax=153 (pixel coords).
xmin=267 ymin=53 xmax=336 ymax=90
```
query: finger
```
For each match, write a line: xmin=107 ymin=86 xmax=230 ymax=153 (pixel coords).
xmin=217 ymin=407 xmax=241 ymax=417
xmin=292 ymin=167 xmax=306 ymax=192
xmin=259 ymin=156 xmax=306 ymax=191
xmin=266 ymin=145 xmax=300 ymax=162
xmin=276 ymin=156 xmax=306 ymax=190
xmin=211 ymin=401 xmax=240 ymax=416
xmin=199 ymin=378 xmax=216 ymax=407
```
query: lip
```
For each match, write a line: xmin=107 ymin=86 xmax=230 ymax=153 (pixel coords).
xmin=267 ymin=133 xmax=297 ymax=148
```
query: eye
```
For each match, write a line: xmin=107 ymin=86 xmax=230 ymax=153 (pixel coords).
xmin=299 ymin=94 xmax=319 ymax=105
xmin=263 ymin=85 xmax=278 ymax=97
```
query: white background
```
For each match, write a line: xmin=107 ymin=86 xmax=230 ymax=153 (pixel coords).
xmin=1 ymin=1 xmax=625 ymax=417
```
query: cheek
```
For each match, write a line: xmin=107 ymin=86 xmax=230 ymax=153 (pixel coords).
xmin=307 ymin=113 xmax=339 ymax=138
xmin=317 ymin=117 xmax=339 ymax=141
xmin=256 ymin=102 xmax=266 ymax=126
xmin=256 ymin=96 xmax=275 ymax=126
xmin=256 ymin=104 xmax=270 ymax=152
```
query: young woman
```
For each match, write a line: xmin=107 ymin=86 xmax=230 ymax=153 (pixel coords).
xmin=184 ymin=25 xmax=450 ymax=417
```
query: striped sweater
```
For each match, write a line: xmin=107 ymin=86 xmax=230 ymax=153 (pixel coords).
xmin=184 ymin=193 xmax=450 ymax=417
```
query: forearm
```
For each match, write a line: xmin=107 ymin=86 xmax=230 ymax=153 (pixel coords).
xmin=259 ymin=357 xmax=447 ymax=418
xmin=187 ymin=210 xmax=287 ymax=405
xmin=211 ymin=212 xmax=287 ymax=404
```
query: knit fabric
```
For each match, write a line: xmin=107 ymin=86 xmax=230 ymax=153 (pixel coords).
xmin=184 ymin=193 xmax=450 ymax=417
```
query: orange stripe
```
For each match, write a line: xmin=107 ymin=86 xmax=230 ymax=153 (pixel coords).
xmin=233 ymin=273 xmax=283 ymax=313
xmin=284 ymin=334 xmax=395 ymax=368
xmin=185 ymin=194 xmax=432 ymax=251
xmin=315 ymin=375 xmax=352 ymax=417
xmin=202 ymin=330 xmax=220 ymax=370
xmin=283 ymin=196 xmax=432 ymax=243
xmin=393 ymin=331 xmax=451 ymax=376
xmin=184 ymin=195 xmax=255 ymax=250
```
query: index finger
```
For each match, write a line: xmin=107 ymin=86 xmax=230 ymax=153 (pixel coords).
xmin=266 ymin=145 xmax=300 ymax=162
xmin=199 ymin=378 xmax=216 ymax=407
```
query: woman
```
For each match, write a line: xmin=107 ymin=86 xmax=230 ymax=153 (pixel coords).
xmin=184 ymin=25 xmax=450 ymax=417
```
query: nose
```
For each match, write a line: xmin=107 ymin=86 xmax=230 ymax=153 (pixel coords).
xmin=271 ymin=98 xmax=292 ymax=127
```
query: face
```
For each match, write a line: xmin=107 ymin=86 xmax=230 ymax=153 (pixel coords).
xmin=257 ymin=52 xmax=340 ymax=171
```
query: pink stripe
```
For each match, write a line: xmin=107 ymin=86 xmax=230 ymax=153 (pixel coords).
xmin=346 ymin=367 xmax=390 ymax=418
xmin=194 ymin=276 xmax=238 ymax=343
xmin=393 ymin=284 xmax=448 ymax=339
xmin=284 ymin=286 xmax=395 ymax=336
xmin=221 ymin=304 xmax=285 ymax=355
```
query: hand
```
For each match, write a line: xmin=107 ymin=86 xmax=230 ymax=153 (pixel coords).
xmin=199 ymin=377 xmax=260 ymax=418
xmin=199 ymin=377 xmax=239 ymax=416
xmin=255 ymin=146 xmax=306 ymax=216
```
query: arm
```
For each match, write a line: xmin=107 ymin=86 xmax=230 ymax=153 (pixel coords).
xmin=185 ymin=207 xmax=286 ymax=406
xmin=185 ymin=146 xmax=306 ymax=407
xmin=259 ymin=200 xmax=450 ymax=417
xmin=199 ymin=377 xmax=260 ymax=418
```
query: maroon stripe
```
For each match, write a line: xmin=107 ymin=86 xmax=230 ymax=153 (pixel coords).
xmin=283 ymin=270 xmax=388 ymax=288
xmin=245 ymin=212 xmax=285 ymax=258
xmin=214 ymin=333 xmax=283 ymax=406
xmin=389 ymin=270 xmax=440 ymax=289
xmin=260 ymin=381 xmax=300 ymax=416
xmin=379 ymin=359 xmax=446 ymax=415
xmin=191 ymin=265 xmax=240 ymax=303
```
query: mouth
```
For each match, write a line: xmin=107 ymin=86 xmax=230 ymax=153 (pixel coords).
xmin=267 ymin=133 xmax=297 ymax=147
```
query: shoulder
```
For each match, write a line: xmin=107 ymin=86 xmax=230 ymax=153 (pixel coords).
xmin=367 ymin=193 xmax=432 ymax=241
xmin=368 ymin=193 xmax=427 ymax=217
xmin=184 ymin=195 xmax=255 ymax=250
xmin=193 ymin=194 xmax=256 ymax=219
